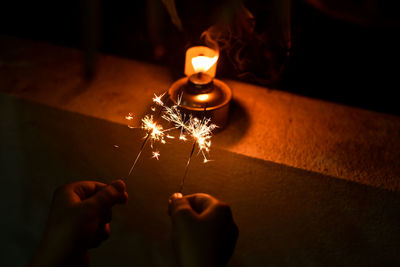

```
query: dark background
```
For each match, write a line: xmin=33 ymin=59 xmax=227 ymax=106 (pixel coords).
xmin=1 ymin=0 xmax=399 ymax=115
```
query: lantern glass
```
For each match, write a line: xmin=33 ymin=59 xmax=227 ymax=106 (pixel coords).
xmin=184 ymin=46 xmax=219 ymax=78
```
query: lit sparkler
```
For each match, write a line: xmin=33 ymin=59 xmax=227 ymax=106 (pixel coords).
xmin=141 ymin=115 xmax=166 ymax=147
xmin=155 ymin=94 xmax=217 ymax=162
xmin=126 ymin=91 xmax=216 ymax=192
xmin=126 ymin=92 xmax=170 ymax=178
xmin=177 ymin=114 xmax=217 ymax=193
xmin=153 ymin=93 xmax=217 ymax=192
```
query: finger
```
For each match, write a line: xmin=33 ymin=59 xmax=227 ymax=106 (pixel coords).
xmin=110 ymin=179 xmax=129 ymax=204
xmin=91 ymin=223 xmax=111 ymax=248
xmin=89 ymin=180 xmax=127 ymax=208
xmin=184 ymin=193 xmax=218 ymax=214
xmin=109 ymin=179 xmax=127 ymax=194
xmin=203 ymin=201 xmax=234 ymax=221
xmin=168 ymin=193 xmax=196 ymax=219
xmin=168 ymin=192 xmax=182 ymax=216
xmin=101 ymin=208 xmax=112 ymax=224
xmin=60 ymin=181 xmax=107 ymax=202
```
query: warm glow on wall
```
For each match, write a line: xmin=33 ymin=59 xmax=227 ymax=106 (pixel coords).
xmin=184 ymin=46 xmax=219 ymax=78
xmin=194 ymin=94 xmax=210 ymax=102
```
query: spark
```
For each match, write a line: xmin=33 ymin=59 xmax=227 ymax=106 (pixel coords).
xmin=113 ymin=144 xmax=120 ymax=148
xmin=184 ymin=116 xmax=217 ymax=162
xmin=125 ymin=112 xmax=136 ymax=129
xmin=151 ymin=106 xmax=156 ymax=112
xmin=127 ymin=91 xmax=216 ymax=191
xmin=161 ymin=104 xmax=186 ymax=130
xmin=156 ymin=93 xmax=217 ymax=193
xmin=142 ymin=115 xmax=165 ymax=145
xmin=153 ymin=92 xmax=166 ymax=106
xmin=156 ymin=92 xmax=217 ymax=162
xmin=152 ymin=151 xmax=160 ymax=160
xmin=125 ymin=113 xmax=134 ymax=120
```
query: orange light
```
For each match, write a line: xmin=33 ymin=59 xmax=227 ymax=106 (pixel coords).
xmin=195 ymin=94 xmax=210 ymax=102
xmin=184 ymin=46 xmax=219 ymax=78
xmin=192 ymin=56 xmax=218 ymax=73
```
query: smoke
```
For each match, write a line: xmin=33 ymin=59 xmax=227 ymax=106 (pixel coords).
xmin=200 ymin=2 xmax=290 ymax=85
xmin=201 ymin=3 xmax=255 ymax=72
xmin=161 ymin=0 xmax=290 ymax=85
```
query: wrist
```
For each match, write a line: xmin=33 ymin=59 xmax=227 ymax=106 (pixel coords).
xmin=29 ymin=227 xmax=89 ymax=267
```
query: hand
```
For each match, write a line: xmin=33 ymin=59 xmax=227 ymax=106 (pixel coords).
xmin=29 ymin=179 xmax=128 ymax=267
xmin=169 ymin=193 xmax=238 ymax=267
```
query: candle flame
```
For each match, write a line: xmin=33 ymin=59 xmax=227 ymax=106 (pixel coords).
xmin=192 ymin=55 xmax=218 ymax=73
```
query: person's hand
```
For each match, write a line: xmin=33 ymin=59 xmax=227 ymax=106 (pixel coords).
xmin=169 ymin=193 xmax=238 ymax=267
xmin=29 ymin=179 xmax=128 ymax=267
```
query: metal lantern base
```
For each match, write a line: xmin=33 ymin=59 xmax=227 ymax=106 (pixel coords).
xmin=168 ymin=75 xmax=232 ymax=129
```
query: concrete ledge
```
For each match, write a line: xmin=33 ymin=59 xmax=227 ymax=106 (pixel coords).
xmin=1 ymin=35 xmax=400 ymax=191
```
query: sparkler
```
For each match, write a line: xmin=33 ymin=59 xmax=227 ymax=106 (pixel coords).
xmin=125 ymin=91 xmax=217 ymax=193
xmin=126 ymin=92 xmax=170 ymax=178
xmin=153 ymin=94 xmax=217 ymax=192
xmin=177 ymin=113 xmax=217 ymax=193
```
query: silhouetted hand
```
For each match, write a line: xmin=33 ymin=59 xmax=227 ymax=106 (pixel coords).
xmin=29 ymin=179 xmax=128 ymax=267
xmin=169 ymin=193 xmax=238 ymax=267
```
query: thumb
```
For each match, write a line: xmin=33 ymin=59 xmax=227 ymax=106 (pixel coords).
xmin=168 ymin=193 xmax=196 ymax=219
xmin=89 ymin=179 xmax=128 ymax=208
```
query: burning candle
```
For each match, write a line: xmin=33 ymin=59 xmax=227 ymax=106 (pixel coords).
xmin=168 ymin=45 xmax=232 ymax=128
xmin=184 ymin=46 xmax=219 ymax=78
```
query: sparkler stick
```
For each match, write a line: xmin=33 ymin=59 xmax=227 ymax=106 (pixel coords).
xmin=178 ymin=104 xmax=208 ymax=193
xmin=128 ymin=133 xmax=150 ymax=176
xmin=150 ymin=92 xmax=217 ymax=192
xmin=179 ymin=139 xmax=196 ymax=193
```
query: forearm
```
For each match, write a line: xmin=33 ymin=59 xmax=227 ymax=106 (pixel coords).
xmin=28 ymin=229 xmax=89 ymax=267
